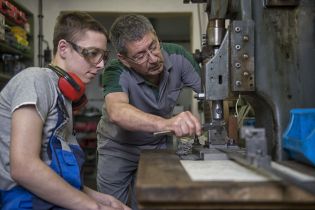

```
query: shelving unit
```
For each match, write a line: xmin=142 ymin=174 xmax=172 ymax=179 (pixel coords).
xmin=0 ymin=0 xmax=34 ymax=89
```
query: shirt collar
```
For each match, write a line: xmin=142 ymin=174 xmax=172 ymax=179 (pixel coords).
xmin=161 ymin=47 xmax=173 ymax=72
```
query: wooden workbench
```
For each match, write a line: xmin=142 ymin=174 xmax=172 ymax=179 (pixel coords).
xmin=136 ymin=150 xmax=315 ymax=210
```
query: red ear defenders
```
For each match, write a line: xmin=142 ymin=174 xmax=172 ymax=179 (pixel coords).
xmin=48 ymin=64 xmax=87 ymax=110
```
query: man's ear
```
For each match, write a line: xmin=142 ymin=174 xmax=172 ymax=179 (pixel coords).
xmin=57 ymin=39 xmax=69 ymax=59
xmin=117 ymin=53 xmax=131 ymax=68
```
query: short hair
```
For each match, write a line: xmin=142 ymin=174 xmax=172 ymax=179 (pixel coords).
xmin=53 ymin=11 xmax=108 ymax=55
xmin=110 ymin=14 xmax=156 ymax=54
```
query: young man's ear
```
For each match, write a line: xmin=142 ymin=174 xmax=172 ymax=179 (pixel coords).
xmin=57 ymin=40 xmax=69 ymax=59
xmin=117 ymin=53 xmax=131 ymax=68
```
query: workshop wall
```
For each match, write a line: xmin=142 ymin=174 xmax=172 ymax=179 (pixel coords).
xmin=15 ymin=0 xmax=205 ymax=115
xmin=15 ymin=0 xmax=204 ymax=70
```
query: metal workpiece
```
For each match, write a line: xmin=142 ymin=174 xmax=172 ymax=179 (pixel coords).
xmin=230 ymin=20 xmax=255 ymax=92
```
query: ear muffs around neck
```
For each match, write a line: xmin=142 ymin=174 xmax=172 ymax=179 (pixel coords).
xmin=48 ymin=64 xmax=86 ymax=102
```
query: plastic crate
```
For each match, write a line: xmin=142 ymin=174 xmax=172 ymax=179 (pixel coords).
xmin=283 ymin=108 xmax=315 ymax=166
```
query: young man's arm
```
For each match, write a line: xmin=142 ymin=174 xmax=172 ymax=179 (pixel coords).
xmin=10 ymin=105 xmax=118 ymax=210
xmin=83 ymin=186 xmax=131 ymax=210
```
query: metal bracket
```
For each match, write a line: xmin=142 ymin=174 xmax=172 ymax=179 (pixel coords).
xmin=230 ymin=20 xmax=255 ymax=92
xmin=240 ymin=126 xmax=271 ymax=168
xmin=205 ymin=31 xmax=230 ymax=100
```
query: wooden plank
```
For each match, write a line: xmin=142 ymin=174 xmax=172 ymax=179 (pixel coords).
xmin=136 ymin=150 xmax=315 ymax=210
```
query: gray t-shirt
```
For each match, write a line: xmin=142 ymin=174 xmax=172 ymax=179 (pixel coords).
xmin=97 ymin=43 xmax=201 ymax=162
xmin=0 ymin=67 xmax=73 ymax=190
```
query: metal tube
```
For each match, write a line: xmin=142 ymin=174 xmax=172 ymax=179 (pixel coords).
xmin=241 ymin=0 xmax=252 ymax=20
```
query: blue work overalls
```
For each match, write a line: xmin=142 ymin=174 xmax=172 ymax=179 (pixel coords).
xmin=0 ymin=95 xmax=85 ymax=209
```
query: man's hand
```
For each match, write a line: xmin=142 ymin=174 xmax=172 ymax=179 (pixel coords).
xmin=165 ymin=111 xmax=201 ymax=137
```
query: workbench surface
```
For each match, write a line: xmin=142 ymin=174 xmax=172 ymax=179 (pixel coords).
xmin=136 ymin=149 xmax=315 ymax=210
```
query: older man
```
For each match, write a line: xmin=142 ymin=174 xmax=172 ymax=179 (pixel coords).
xmin=97 ymin=14 xmax=201 ymax=209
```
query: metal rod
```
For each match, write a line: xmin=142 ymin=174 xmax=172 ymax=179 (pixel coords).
xmin=153 ymin=123 xmax=215 ymax=136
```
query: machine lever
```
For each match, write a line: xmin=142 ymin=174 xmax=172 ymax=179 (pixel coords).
xmin=153 ymin=123 xmax=216 ymax=136
xmin=153 ymin=130 xmax=173 ymax=136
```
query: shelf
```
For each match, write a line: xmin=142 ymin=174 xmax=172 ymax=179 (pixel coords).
xmin=0 ymin=40 xmax=32 ymax=59
xmin=0 ymin=1 xmax=34 ymax=90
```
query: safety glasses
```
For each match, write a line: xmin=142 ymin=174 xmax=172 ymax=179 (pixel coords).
xmin=67 ymin=40 xmax=110 ymax=65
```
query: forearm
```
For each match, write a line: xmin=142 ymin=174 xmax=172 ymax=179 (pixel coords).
xmin=10 ymin=105 xmax=102 ymax=209
xmin=84 ymin=186 xmax=102 ymax=201
xmin=108 ymin=102 xmax=167 ymax=132
xmin=12 ymin=159 xmax=99 ymax=210
xmin=83 ymin=187 xmax=110 ymax=205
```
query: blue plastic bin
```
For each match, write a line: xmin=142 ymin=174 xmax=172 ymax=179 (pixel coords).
xmin=283 ymin=108 xmax=315 ymax=166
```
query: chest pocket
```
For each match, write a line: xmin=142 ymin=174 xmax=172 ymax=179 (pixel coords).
xmin=48 ymin=96 xmax=85 ymax=189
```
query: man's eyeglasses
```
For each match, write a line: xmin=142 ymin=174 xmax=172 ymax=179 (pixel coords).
xmin=124 ymin=40 xmax=161 ymax=65
xmin=66 ymin=40 xmax=110 ymax=65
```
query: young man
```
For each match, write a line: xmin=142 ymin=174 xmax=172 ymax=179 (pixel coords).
xmin=0 ymin=12 xmax=130 ymax=210
xmin=97 ymin=14 xmax=202 ymax=209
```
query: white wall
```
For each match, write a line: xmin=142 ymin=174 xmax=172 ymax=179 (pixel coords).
xmin=16 ymin=0 xmax=204 ymax=66
xmin=16 ymin=0 xmax=206 ymax=115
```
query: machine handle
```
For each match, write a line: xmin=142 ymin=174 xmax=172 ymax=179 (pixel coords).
xmin=153 ymin=130 xmax=173 ymax=136
xmin=153 ymin=123 xmax=215 ymax=136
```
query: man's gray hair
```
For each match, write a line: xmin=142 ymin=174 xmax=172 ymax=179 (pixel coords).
xmin=110 ymin=14 xmax=156 ymax=54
